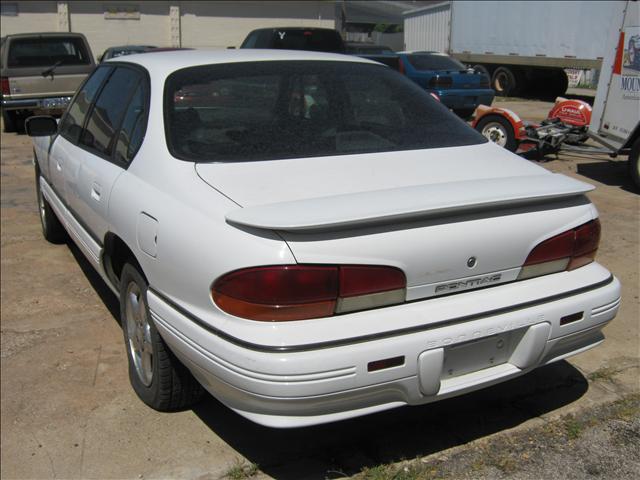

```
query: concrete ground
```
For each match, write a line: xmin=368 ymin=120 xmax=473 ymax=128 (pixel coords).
xmin=1 ymin=98 xmax=638 ymax=480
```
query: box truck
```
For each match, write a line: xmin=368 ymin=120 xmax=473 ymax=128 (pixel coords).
xmin=404 ymin=1 xmax=625 ymax=97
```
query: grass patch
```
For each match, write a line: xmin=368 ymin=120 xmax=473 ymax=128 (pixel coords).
xmin=587 ymin=366 xmax=619 ymax=382
xmin=224 ymin=458 xmax=259 ymax=480
xmin=563 ymin=415 xmax=584 ymax=440
xmin=357 ymin=462 xmax=441 ymax=480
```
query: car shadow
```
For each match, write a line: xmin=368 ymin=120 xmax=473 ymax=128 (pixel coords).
xmin=192 ymin=361 xmax=588 ymax=479
xmin=66 ymin=239 xmax=121 ymax=322
xmin=62 ymin=232 xmax=591 ymax=479
xmin=576 ymin=160 xmax=638 ymax=194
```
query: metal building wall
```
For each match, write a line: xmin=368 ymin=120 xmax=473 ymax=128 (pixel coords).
xmin=403 ymin=2 xmax=451 ymax=53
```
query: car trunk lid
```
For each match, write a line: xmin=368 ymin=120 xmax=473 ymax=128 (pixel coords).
xmin=195 ymin=142 xmax=595 ymax=300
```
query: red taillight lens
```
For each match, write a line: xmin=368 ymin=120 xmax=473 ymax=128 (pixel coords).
xmin=568 ymin=219 xmax=600 ymax=270
xmin=523 ymin=230 xmax=574 ymax=266
xmin=339 ymin=266 xmax=406 ymax=298
xmin=212 ymin=265 xmax=406 ymax=321
xmin=428 ymin=76 xmax=453 ymax=88
xmin=519 ymin=219 xmax=601 ymax=280
xmin=1 ymin=77 xmax=9 ymax=96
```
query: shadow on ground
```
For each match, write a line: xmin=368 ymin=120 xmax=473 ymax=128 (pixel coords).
xmin=192 ymin=361 xmax=588 ymax=479
xmin=64 ymin=227 xmax=591 ymax=480
xmin=67 ymin=239 xmax=120 ymax=321
xmin=576 ymin=160 xmax=639 ymax=194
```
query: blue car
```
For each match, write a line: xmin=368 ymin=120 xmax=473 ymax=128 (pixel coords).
xmin=397 ymin=51 xmax=494 ymax=119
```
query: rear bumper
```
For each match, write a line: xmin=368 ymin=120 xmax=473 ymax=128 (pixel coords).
xmin=149 ymin=268 xmax=620 ymax=428
xmin=434 ymin=88 xmax=495 ymax=110
xmin=1 ymin=95 xmax=72 ymax=112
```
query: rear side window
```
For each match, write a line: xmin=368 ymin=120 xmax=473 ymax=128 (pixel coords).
xmin=7 ymin=37 xmax=91 ymax=67
xmin=240 ymin=31 xmax=260 ymax=48
xmin=80 ymin=67 xmax=142 ymax=157
xmin=59 ymin=66 xmax=112 ymax=143
xmin=114 ymin=83 xmax=147 ymax=164
xmin=407 ymin=54 xmax=466 ymax=72
xmin=165 ymin=61 xmax=486 ymax=162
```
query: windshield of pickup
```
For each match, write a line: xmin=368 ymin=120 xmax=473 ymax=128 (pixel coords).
xmin=165 ymin=61 xmax=486 ymax=162
xmin=7 ymin=37 xmax=91 ymax=67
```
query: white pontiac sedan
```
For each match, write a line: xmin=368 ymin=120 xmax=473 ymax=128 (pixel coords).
xmin=27 ymin=50 xmax=621 ymax=428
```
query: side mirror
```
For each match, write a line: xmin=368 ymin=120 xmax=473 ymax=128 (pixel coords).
xmin=25 ymin=116 xmax=58 ymax=136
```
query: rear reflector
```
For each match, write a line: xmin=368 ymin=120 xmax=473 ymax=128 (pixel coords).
xmin=212 ymin=265 xmax=406 ymax=321
xmin=560 ymin=312 xmax=583 ymax=326
xmin=518 ymin=219 xmax=601 ymax=280
xmin=368 ymin=356 xmax=405 ymax=372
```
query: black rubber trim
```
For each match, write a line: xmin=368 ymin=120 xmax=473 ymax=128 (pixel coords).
xmin=148 ymin=274 xmax=615 ymax=354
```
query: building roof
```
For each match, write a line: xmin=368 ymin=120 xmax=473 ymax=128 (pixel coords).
xmin=345 ymin=1 xmax=440 ymax=24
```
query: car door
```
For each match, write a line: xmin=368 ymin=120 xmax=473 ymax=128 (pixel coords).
xmin=66 ymin=65 xmax=146 ymax=245
xmin=48 ymin=65 xmax=112 ymax=218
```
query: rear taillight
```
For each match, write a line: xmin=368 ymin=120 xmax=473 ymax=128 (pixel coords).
xmin=428 ymin=76 xmax=453 ymax=88
xmin=1 ymin=77 xmax=9 ymax=96
xmin=518 ymin=219 xmax=601 ymax=280
xmin=212 ymin=265 xmax=406 ymax=321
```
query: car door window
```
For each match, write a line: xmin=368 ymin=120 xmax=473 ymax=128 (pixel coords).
xmin=80 ymin=67 xmax=142 ymax=157
xmin=114 ymin=82 xmax=147 ymax=165
xmin=59 ymin=66 xmax=111 ymax=143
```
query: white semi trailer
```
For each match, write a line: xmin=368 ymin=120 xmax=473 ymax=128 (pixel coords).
xmin=404 ymin=1 xmax=626 ymax=97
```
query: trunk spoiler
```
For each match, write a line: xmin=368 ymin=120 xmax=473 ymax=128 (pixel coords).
xmin=225 ymin=174 xmax=594 ymax=232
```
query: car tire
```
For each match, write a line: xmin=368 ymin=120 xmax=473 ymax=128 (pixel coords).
xmin=475 ymin=114 xmax=518 ymax=152
xmin=628 ymin=138 xmax=640 ymax=190
xmin=120 ymin=263 xmax=204 ymax=411
xmin=35 ymin=166 xmax=67 ymax=243
xmin=2 ymin=110 xmax=17 ymax=133
xmin=454 ymin=108 xmax=476 ymax=121
xmin=491 ymin=66 xmax=524 ymax=97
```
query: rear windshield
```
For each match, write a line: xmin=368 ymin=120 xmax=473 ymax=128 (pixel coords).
xmin=165 ymin=61 xmax=485 ymax=162
xmin=269 ymin=29 xmax=344 ymax=53
xmin=407 ymin=54 xmax=466 ymax=72
xmin=8 ymin=37 xmax=91 ymax=67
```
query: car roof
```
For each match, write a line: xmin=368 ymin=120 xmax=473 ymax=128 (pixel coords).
xmin=106 ymin=45 xmax=155 ymax=51
xmin=113 ymin=49 xmax=376 ymax=77
xmin=249 ymin=27 xmax=339 ymax=33
xmin=4 ymin=32 xmax=88 ymax=39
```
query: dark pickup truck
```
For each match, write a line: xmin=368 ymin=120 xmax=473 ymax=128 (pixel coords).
xmin=1 ymin=32 xmax=95 ymax=132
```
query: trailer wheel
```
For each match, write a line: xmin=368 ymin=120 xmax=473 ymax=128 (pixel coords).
xmin=473 ymin=64 xmax=492 ymax=78
xmin=475 ymin=114 xmax=518 ymax=152
xmin=491 ymin=66 xmax=524 ymax=97
xmin=629 ymin=138 xmax=640 ymax=190
xmin=549 ymin=69 xmax=569 ymax=98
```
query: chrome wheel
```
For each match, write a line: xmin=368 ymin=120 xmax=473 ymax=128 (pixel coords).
xmin=124 ymin=281 xmax=153 ymax=386
xmin=481 ymin=122 xmax=508 ymax=147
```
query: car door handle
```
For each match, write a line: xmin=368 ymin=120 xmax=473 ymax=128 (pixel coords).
xmin=55 ymin=161 xmax=62 ymax=171
xmin=91 ymin=183 xmax=102 ymax=202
